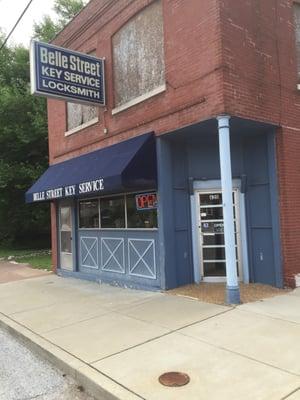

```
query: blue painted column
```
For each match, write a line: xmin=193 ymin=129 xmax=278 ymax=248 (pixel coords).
xmin=217 ymin=116 xmax=241 ymax=304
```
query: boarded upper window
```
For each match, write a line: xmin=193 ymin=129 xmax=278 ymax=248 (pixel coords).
xmin=294 ymin=3 xmax=300 ymax=81
xmin=112 ymin=0 xmax=165 ymax=108
xmin=66 ymin=50 xmax=98 ymax=132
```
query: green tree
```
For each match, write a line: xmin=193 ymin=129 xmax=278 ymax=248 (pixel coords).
xmin=0 ymin=0 xmax=87 ymax=247
xmin=34 ymin=0 xmax=87 ymax=42
xmin=0 ymin=37 xmax=49 ymax=246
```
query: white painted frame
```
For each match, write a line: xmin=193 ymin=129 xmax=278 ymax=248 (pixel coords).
xmin=128 ymin=238 xmax=156 ymax=279
xmin=101 ymin=237 xmax=125 ymax=274
xmin=191 ymin=180 xmax=249 ymax=283
xmin=80 ymin=236 xmax=99 ymax=269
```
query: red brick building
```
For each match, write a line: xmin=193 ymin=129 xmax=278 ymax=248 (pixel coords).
xmin=27 ymin=0 xmax=300 ymax=301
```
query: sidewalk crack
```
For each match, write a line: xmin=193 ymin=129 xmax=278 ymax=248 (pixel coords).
xmin=281 ymin=387 xmax=300 ymax=399
xmin=91 ymin=307 xmax=235 ymax=364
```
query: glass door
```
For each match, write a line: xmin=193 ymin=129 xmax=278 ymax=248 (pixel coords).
xmin=197 ymin=190 xmax=242 ymax=281
xmin=59 ymin=204 xmax=73 ymax=271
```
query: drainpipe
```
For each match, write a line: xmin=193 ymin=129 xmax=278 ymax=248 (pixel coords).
xmin=217 ymin=115 xmax=241 ymax=304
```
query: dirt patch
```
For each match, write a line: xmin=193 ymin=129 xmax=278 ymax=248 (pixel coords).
xmin=168 ymin=283 xmax=291 ymax=305
xmin=0 ymin=261 xmax=51 ymax=284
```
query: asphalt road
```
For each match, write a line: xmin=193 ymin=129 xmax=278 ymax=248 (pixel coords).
xmin=0 ymin=328 xmax=95 ymax=400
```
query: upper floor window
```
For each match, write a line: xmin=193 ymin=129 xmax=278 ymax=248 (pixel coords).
xmin=112 ymin=0 xmax=165 ymax=112
xmin=66 ymin=50 xmax=98 ymax=133
xmin=294 ymin=3 xmax=300 ymax=82
xmin=66 ymin=102 xmax=98 ymax=132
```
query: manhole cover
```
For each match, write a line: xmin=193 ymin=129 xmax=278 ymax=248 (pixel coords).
xmin=159 ymin=372 xmax=190 ymax=387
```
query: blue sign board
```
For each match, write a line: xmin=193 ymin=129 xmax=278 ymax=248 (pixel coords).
xmin=30 ymin=40 xmax=105 ymax=106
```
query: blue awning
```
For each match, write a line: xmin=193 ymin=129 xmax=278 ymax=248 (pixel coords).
xmin=26 ymin=133 xmax=157 ymax=203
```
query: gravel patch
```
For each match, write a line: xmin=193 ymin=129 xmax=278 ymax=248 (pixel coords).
xmin=0 ymin=329 xmax=95 ymax=400
xmin=168 ymin=282 xmax=291 ymax=305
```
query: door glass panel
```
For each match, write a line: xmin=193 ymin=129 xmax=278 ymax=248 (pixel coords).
xmin=60 ymin=205 xmax=73 ymax=271
xmin=198 ymin=190 xmax=240 ymax=279
xmin=203 ymin=234 xmax=225 ymax=246
xmin=199 ymin=192 xmax=235 ymax=206
xmin=203 ymin=247 xmax=226 ymax=260
xmin=203 ymin=234 xmax=238 ymax=247
xmin=201 ymin=221 xmax=225 ymax=234
xmin=61 ymin=231 xmax=72 ymax=253
xmin=201 ymin=221 xmax=237 ymax=235
xmin=203 ymin=262 xmax=226 ymax=277
xmin=200 ymin=193 xmax=222 ymax=206
xmin=200 ymin=207 xmax=223 ymax=220
xmin=60 ymin=207 xmax=71 ymax=230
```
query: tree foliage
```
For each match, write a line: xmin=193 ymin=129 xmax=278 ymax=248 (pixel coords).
xmin=0 ymin=36 xmax=49 ymax=246
xmin=0 ymin=0 xmax=86 ymax=246
xmin=34 ymin=0 xmax=87 ymax=42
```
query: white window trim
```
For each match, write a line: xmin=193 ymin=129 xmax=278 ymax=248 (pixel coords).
xmin=65 ymin=117 xmax=99 ymax=137
xmin=112 ymin=83 xmax=166 ymax=115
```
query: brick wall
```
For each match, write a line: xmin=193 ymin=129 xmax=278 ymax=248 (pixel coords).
xmin=220 ymin=0 xmax=300 ymax=286
xmin=48 ymin=0 xmax=227 ymax=275
xmin=48 ymin=0 xmax=224 ymax=164
xmin=48 ymin=0 xmax=300 ymax=286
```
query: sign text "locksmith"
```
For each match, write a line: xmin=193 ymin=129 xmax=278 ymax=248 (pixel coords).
xmin=30 ymin=40 xmax=105 ymax=106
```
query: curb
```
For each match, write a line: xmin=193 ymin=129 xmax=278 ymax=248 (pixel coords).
xmin=0 ymin=313 xmax=142 ymax=400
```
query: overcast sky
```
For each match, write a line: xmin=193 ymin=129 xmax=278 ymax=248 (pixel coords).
xmin=0 ymin=0 xmax=57 ymax=48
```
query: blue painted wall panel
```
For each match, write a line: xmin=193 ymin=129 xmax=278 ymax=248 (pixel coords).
xmin=76 ymin=229 xmax=160 ymax=288
xmin=160 ymin=128 xmax=281 ymax=288
xmin=243 ymin=135 xmax=269 ymax=184
xmin=174 ymin=230 xmax=193 ymax=285
xmin=247 ymin=184 xmax=272 ymax=227
xmin=251 ymin=228 xmax=276 ymax=285
xmin=156 ymin=138 xmax=177 ymax=289
xmin=188 ymin=140 xmax=220 ymax=180
xmin=174 ymin=189 xmax=190 ymax=230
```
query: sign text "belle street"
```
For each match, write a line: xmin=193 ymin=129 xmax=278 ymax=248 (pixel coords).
xmin=30 ymin=41 xmax=105 ymax=106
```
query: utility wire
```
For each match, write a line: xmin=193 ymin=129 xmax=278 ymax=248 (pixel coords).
xmin=0 ymin=0 xmax=34 ymax=51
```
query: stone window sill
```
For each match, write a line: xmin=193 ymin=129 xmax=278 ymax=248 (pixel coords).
xmin=112 ymin=84 xmax=166 ymax=116
xmin=65 ymin=117 xmax=99 ymax=137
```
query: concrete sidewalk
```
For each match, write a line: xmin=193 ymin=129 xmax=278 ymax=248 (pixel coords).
xmin=0 ymin=274 xmax=300 ymax=400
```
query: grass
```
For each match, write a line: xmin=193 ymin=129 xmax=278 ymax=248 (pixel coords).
xmin=18 ymin=254 xmax=52 ymax=270
xmin=0 ymin=248 xmax=39 ymax=258
xmin=0 ymin=248 xmax=52 ymax=271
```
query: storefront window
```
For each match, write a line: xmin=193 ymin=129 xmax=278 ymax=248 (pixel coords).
xmin=79 ymin=192 xmax=158 ymax=229
xmin=126 ymin=193 xmax=157 ymax=228
xmin=100 ymin=196 xmax=125 ymax=228
xmin=79 ymin=200 xmax=99 ymax=228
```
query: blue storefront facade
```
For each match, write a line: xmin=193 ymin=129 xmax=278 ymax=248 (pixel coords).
xmin=27 ymin=117 xmax=283 ymax=294
xmin=156 ymin=118 xmax=282 ymax=291
xmin=26 ymin=0 xmax=300 ymax=301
